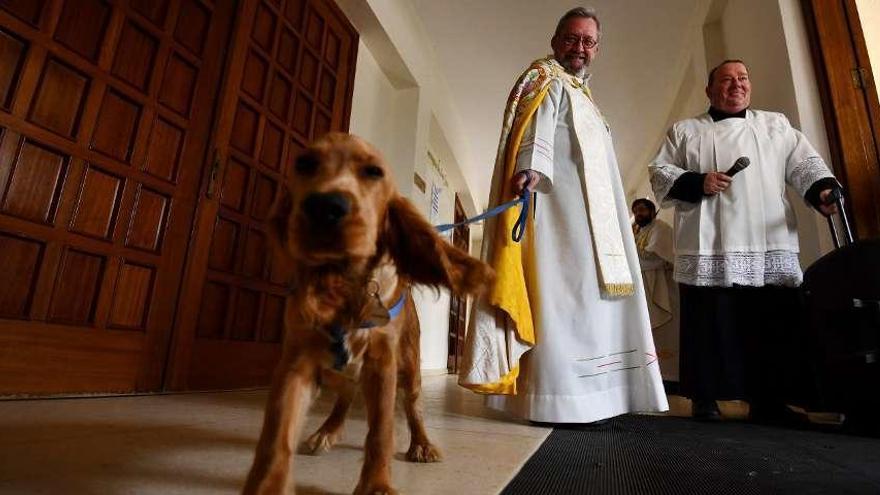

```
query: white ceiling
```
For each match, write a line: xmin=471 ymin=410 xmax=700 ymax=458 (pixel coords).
xmin=409 ymin=0 xmax=708 ymax=205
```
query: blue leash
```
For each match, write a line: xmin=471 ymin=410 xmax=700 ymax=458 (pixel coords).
xmin=435 ymin=189 xmax=531 ymax=242
xmin=327 ymin=189 xmax=532 ymax=371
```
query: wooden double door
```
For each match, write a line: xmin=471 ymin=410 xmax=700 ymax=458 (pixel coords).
xmin=0 ymin=0 xmax=357 ymax=395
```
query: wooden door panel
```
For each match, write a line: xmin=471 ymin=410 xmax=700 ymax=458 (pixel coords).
xmin=168 ymin=0 xmax=357 ymax=390
xmin=805 ymin=0 xmax=880 ymax=238
xmin=186 ymin=339 xmax=281 ymax=389
xmin=0 ymin=232 xmax=43 ymax=319
xmin=126 ymin=185 xmax=170 ymax=251
xmin=28 ymin=58 xmax=91 ymax=138
xmin=0 ymin=1 xmax=46 ymax=27
xmin=107 ymin=261 xmax=155 ymax=329
xmin=0 ymin=30 xmax=28 ymax=108
xmin=447 ymin=196 xmax=469 ymax=374
xmin=158 ymin=54 xmax=199 ymax=117
xmin=68 ymin=165 xmax=125 ymax=239
xmin=47 ymin=248 xmax=106 ymax=324
xmin=0 ymin=318 xmax=143 ymax=392
xmin=174 ymin=0 xmax=211 ymax=56
xmin=112 ymin=21 xmax=160 ymax=90
xmin=53 ymin=0 xmax=113 ymax=63
xmin=129 ymin=0 xmax=170 ymax=28
xmin=1 ymin=137 xmax=68 ymax=224
xmin=0 ymin=0 xmax=235 ymax=395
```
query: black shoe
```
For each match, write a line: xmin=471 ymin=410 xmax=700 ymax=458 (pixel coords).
xmin=692 ymin=399 xmax=722 ymax=422
xmin=749 ymin=403 xmax=808 ymax=427
xmin=529 ymin=418 xmax=612 ymax=430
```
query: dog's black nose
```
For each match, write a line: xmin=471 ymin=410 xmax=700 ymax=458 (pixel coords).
xmin=303 ymin=193 xmax=351 ymax=225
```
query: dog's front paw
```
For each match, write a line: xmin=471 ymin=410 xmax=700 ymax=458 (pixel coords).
xmin=353 ymin=484 xmax=399 ymax=495
xmin=406 ymin=442 xmax=442 ymax=463
xmin=354 ymin=486 xmax=400 ymax=495
xmin=302 ymin=429 xmax=340 ymax=455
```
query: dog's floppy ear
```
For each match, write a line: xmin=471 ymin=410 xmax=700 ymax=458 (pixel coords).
xmin=383 ymin=194 xmax=493 ymax=295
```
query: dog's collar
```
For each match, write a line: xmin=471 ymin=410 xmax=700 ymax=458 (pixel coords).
xmin=327 ymin=290 xmax=407 ymax=371
xmin=359 ymin=290 xmax=406 ymax=328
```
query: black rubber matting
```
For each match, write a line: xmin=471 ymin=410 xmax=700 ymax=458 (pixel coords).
xmin=502 ymin=415 xmax=880 ymax=495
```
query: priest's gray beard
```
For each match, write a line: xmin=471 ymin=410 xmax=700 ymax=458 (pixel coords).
xmin=560 ymin=61 xmax=588 ymax=80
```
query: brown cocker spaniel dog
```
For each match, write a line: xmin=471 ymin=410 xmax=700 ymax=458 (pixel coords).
xmin=242 ymin=133 xmax=493 ymax=495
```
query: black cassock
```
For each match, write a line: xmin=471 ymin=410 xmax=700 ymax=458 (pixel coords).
xmin=677 ymin=284 xmax=817 ymax=410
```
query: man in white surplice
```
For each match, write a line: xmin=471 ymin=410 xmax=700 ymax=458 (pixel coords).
xmin=459 ymin=7 xmax=668 ymax=424
xmin=649 ymin=60 xmax=839 ymax=422
xmin=632 ymin=198 xmax=679 ymax=383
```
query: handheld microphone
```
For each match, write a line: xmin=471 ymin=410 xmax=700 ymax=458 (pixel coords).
xmin=724 ymin=157 xmax=750 ymax=177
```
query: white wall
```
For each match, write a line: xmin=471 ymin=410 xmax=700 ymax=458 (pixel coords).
xmin=349 ymin=41 xmax=417 ymax=193
xmin=412 ymin=146 xmax=455 ymax=371
xmin=859 ymin=0 xmax=880 ymax=57
xmin=339 ymin=0 xmax=473 ymax=372
xmin=720 ymin=0 xmax=798 ymax=117
xmin=856 ymin=0 xmax=880 ymax=105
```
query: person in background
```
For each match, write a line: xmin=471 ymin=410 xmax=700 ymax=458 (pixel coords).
xmin=632 ymin=198 xmax=679 ymax=385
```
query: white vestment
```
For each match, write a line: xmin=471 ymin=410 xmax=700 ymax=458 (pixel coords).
xmin=649 ymin=110 xmax=836 ymax=287
xmin=485 ymin=78 xmax=668 ymax=422
xmin=634 ymin=219 xmax=679 ymax=382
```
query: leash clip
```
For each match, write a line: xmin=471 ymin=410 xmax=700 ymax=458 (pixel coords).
xmin=363 ymin=280 xmax=391 ymax=328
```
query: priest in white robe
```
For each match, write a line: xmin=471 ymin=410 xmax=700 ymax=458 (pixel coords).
xmin=632 ymin=198 xmax=679 ymax=383
xmin=459 ymin=7 xmax=668 ymax=424
xmin=649 ymin=59 xmax=839 ymax=422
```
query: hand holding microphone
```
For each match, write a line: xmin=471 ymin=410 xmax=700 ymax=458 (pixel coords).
xmin=703 ymin=156 xmax=749 ymax=195
xmin=724 ymin=157 xmax=750 ymax=177
xmin=703 ymin=172 xmax=732 ymax=195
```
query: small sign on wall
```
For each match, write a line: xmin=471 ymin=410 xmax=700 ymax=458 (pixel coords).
xmin=430 ymin=182 xmax=442 ymax=224
xmin=414 ymin=172 xmax=426 ymax=194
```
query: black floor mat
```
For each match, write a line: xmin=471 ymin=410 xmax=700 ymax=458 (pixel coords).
xmin=502 ymin=415 xmax=880 ymax=495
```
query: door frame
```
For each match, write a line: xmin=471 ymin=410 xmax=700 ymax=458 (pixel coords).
xmin=446 ymin=194 xmax=469 ymax=374
xmin=802 ymin=0 xmax=880 ymax=239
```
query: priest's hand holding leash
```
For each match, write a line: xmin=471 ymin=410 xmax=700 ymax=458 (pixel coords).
xmin=513 ymin=170 xmax=542 ymax=195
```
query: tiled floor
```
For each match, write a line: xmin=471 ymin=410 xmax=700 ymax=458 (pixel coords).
xmin=1 ymin=373 xmax=835 ymax=495
xmin=0 ymin=375 xmax=551 ymax=495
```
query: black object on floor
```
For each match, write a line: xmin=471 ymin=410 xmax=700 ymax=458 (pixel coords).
xmin=502 ymin=415 xmax=880 ymax=495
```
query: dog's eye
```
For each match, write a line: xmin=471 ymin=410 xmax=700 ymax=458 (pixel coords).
xmin=361 ymin=164 xmax=384 ymax=179
xmin=295 ymin=155 xmax=319 ymax=176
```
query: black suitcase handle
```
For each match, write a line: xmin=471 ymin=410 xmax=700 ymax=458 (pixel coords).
xmin=824 ymin=187 xmax=854 ymax=248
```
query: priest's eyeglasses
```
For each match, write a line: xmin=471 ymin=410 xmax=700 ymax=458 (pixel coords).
xmin=561 ymin=35 xmax=598 ymax=49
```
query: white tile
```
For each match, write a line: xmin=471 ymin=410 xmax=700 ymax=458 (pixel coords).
xmin=0 ymin=375 xmax=549 ymax=495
